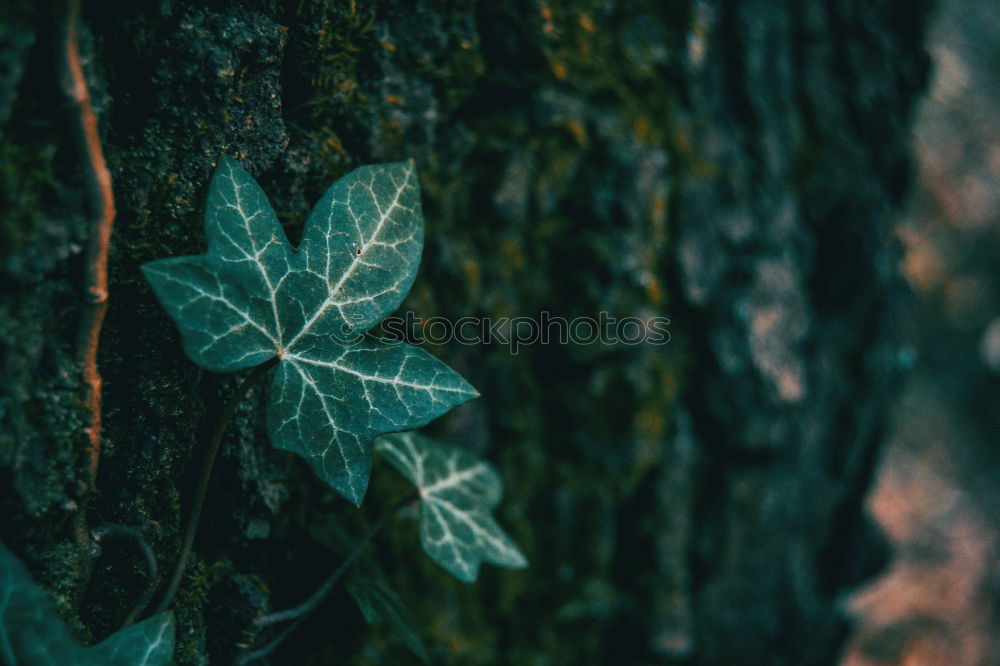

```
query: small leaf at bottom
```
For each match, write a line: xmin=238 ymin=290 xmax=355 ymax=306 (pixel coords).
xmin=0 ymin=540 xmax=175 ymax=666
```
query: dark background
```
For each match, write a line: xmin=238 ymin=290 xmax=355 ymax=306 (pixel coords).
xmin=1 ymin=0 xmax=997 ymax=664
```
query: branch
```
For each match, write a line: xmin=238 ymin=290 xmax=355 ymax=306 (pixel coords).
xmin=59 ymin=0 xmax=115 ymax=564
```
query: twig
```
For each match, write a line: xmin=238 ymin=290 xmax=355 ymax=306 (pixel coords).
xmin=237 ymin=610 xmax=300 ymax=664
xmin=91 ymin=524 xmax=159 ymax=628
xmin=59 ymin=0 xmax=115 ymax=566
xmin=253 ymin=507 xmax=396 ymax=628
xmin=154 ymin=358 xmax=279 ymax=615
xmin=236 ymin=494 xmax=417 ymax=664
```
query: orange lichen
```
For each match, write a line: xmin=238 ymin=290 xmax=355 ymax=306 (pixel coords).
xmin=646 ymin=277 xmax=663 ymax=305
xmin=566 ymin=119 xmax=588 ymax=146
xmin=633 ymin=116 xmax=653 ymax=143
xmin=499 ymin=238 xmax=526 ymax=272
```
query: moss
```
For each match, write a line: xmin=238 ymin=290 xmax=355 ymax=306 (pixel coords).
xmin=0 ymin=138 xmax=52 ymax=255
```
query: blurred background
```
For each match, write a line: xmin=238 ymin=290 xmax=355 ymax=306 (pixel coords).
xmin=0 ymin=0 xmax=998 ymax=664
xmin=843 ymin=0 xmax=1000 ymax=662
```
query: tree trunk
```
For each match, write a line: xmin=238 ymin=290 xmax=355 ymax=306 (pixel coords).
xmin=0 ymin=1 xmax=930 ymax=664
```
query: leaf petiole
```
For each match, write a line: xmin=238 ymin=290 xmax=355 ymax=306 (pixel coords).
xmin=155 ymin=356 xmax=279 ymax=615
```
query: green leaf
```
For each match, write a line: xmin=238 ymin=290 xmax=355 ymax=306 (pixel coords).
xmin=142 ymin=156 xmax=477 ymax=504
xmin=0 ymin=541 xmax=175 ymax=666
xmin=82 ymin=615 xmax=175 ymax=666
xmin=375 ymin=432 xmax=528 ymax=582
xmin=346 ymin=572 xmax=429 ymax=663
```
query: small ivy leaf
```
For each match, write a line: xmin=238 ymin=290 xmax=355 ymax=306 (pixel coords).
xmin=142 ymin=156 xmax=477 ymax=504
xmin=0 ymin=541 xmax=175 ymax=666
xmin=375 ymin=432 xmax=528 ymax=582
xmin=345 ymin=572 xmax=429 ymax=663
xmin=82 ymin=613 xmax=175 ymax=666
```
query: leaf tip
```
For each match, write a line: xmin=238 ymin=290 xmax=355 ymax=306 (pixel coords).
xmin=342 ymin=478 xmax=369 ymax=507
xmin=447 ymin=563 xmax=480 ymax=583
xmin=455 ymin=376 xmax=480 ymax=401
xmin=217 ymin=153 xmax=239 ymax=168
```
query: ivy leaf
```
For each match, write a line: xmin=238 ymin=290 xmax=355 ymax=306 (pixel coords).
xmin=346 ymin=572 xmax=429 ymax=663
xmin=82 ymin=615 xmax=175 ymax=666
xmin=375 ymin=432 xmax=528 ymax=582
xmin=142 ymin=156 xmax=477 ymax=504
xmin=0 ymin=541 xmax=175 ymax=666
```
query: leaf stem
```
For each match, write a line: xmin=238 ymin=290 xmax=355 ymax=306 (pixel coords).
xmin=155 ymin=357 xmax=279 ymax=615
xmin=237 ymin=493 xmax=417 ymax=664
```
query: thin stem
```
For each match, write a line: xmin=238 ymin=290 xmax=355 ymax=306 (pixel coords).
xmin=91 ymin=524 xmax=159 ymax=628
xmin=60 ymin=0 xmax=116 ymax=573
xmin=237 ymin=493 xmax=417 ymax=664
xmin=154 ymin=358 xmax=279 ymax=615
xmin=254 ymin=503 xmax=399 ymax=627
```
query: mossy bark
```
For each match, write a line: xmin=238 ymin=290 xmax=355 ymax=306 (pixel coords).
xmin=0 ymin=0 xmax=929 ymax=664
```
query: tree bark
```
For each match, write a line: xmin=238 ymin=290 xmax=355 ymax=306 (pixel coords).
xmin=0 ymin=0 xmax=930 ymax=664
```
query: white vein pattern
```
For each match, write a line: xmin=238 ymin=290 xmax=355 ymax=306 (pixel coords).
xmin=287 ymin=158 xmax=422 ymax=350
xmin=143 ymin=157 xmax=476 ymax=505
xmin=88 ymin=613 xmax=175 ymax=666
xmin=376 ymin=432 xmax=528 ymax=582
xmin=0 ymin=541 xmax=175 ymax=665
